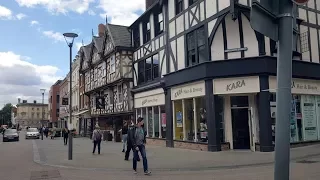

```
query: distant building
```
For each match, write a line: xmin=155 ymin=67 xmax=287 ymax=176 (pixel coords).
xmin=16 ymin=100 xmax=49 ymax=128
xmin=11 ymin=105 xmax=17 ymax=125
xmin=48 ymin=80 xmax=62 ymax=127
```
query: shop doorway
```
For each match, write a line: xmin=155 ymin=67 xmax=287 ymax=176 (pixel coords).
xmin=231 ymin=96 xmax=250 ymax=149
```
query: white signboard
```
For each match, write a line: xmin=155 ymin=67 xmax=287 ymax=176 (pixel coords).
xmin=301 ymin=95 xmax=318 ymax=141
xmin=269 ymin=77 xmax=320 ymax=95
xmin=171 ymin=81 xmax=205 ymax=100
xmin=213 ymin=76 xmax=260 ymax=94
xmin=134 ymin=88 xmax=165 ymax=108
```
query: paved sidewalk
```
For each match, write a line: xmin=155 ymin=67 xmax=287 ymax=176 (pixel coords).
xmin=34 ymin=137 xmax=320 ymax=171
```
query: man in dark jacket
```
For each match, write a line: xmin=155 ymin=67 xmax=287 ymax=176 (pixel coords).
xmin=128 ymin=117 xmax=151 ymax=175
xmin=125 ymin=120 xmax=140 ymax=161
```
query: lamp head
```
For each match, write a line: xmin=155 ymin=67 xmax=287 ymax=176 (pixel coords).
xmin=63 ymin=33 xmax=78 ymax=47
xmin=40 ymin=89 xmax=46 ymax=94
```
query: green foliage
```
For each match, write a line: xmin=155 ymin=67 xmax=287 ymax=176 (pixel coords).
xmin=0 ymin=103 xmax=12 ymax=125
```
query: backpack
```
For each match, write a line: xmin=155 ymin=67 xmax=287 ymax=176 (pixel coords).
xmin=95 ymin=131 xmax=102 ymax=141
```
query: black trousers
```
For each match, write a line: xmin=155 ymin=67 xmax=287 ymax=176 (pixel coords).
xmin=93 ymin=140 xmax=101 ymax=154
xmin=125 ymin=143 xmax=140 ymax=161
xmin=64 ymin=136 xmax=68 ymax=145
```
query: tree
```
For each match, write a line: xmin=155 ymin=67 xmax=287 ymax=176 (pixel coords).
xmin=0 ymin=103 xmax=12 ymax=126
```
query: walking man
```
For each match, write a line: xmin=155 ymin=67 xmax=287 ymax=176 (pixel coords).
xmin=63 ymin=128 xmax=69 ymax=145
xmin=92 ymin=125 xmax=102 ymax=154
xmin=125 ymin=120 xmax=140 ymax=161
xmin=120 ymin=121 xmax=128 ymax=152
xmin=129 ymin=117 xmax=151 ymax=175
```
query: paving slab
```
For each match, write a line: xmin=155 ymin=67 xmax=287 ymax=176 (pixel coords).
xmin=33 ymin=136 xmax=320 ymax=171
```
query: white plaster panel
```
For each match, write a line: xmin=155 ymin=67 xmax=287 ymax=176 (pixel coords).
xmin=300 ymin=25 xmax=310 ymax=61
xmin=310 ymin=28 xmax=319 ymax=63
xmin=169 ymin=21 xmax=176 ymax=38
xmin=152 ymin=39 xmax=156 ymax=51
xmin=170 ymin=40 xmax=176 ymax=73
xmin=200 ymin=1 xmax=205 ymax=21
xmin=150 ymin=13 xmax=155 ymax=39
xmin=238 ymin=0 xmax=248 ymax=6
xmin=242 ymin=14 xmax=259 ymax=58
xmin=308 ymin=0 xmax=315 ymax=9
xmin=176 ymin=15 xmax=184 ymax=34
xmin=207 ymin=0 xmax=218 ymax=17
xmin=185 ymin=12 xmax=189 ymax=30
xmin=308 ymin=11 xmax=317 ymax=24
xmin=134 ymin=63 xmax=138 ymax=86
xmin=168 ymin=0 xmax=175 ymax=20
xmin=265 ymin=37 xmax=271 ymax=56
xmin=299 ymin=8 xmax=307 ymax=21
xmin=318 ymin=14 xmax=320 ymax=24
xmin=218 ymin=0 xmax=230 ymax=11
xmin=184 ymin=0 xmax=188 ymax=10
xmin=160 ymin=49 xmax=166 ymax=77
xmin=177 ymin=36 xmax=185 ymax=70
xmin=208 ymin=19 xmax=217 ymax=38
xmin=155 ymin=38 xmax=159 ymax=50
xmin=317 ymin=1 xmax=320 ymax=10
xmin=137 ymin=49 xmax=140 ymax=59
xmin=139 ymin=22 xmax=143 ymax=46
xmin=225 ymin=14 xmax=241 ymax=59
xmin=160 ymin=35 xmax=164 ymax=47
xmin=211 ymin=23 xmax=224 ymax=60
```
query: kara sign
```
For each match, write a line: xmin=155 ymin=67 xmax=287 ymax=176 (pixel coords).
xmin=171 ymin=81 xmax=205 ymax=100
xmin=269 ymin=77 xmax=320 ymax=95
xmin=134 ymin=88 xmax=165 ymax=108
xmin=214 ymin=76 xmax=260 ymax=94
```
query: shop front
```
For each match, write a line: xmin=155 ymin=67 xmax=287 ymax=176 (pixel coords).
xmin=134 ymin=88 xmax=166 ymax=146
xmin=269 ymin=77 xmax=320 ymax=145
xmin=213 ymin=76 xmax=260 ymax=151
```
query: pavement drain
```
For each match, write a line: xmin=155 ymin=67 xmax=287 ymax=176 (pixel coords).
xmin=296 ymin=160 xmax=319 ymax=164
xmin=30 ymin=170 xmax=61 ymax=180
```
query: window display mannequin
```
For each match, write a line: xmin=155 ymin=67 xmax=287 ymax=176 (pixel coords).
xmin=199 ymin=108 xmax=207 ymax=142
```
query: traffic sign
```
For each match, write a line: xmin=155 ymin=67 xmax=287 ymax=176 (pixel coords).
xmin=292 ymin=0 xmax=309 ymax=5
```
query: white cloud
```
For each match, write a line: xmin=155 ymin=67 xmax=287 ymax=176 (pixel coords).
xmin=15 ymin=0 xmax=95 ymax=14
xmin=75 ymin=42 xmax=83 ymax=51
xmin=0 ymin=5 xmax=13 ymax=19
xmin=16 ymin=13 xmax=26 ymax=20
xmin=98 ymin=0 xmax=145 ymax=26
xmin=30 ymin=20 xmax=39 ymax=26
xmin=42 ymin=30 xmax=65 ymax=42
xmin=0 ymin=51 xmax=61 ymax=104
xmin=88 ymin=9 xmax=96 ymax=16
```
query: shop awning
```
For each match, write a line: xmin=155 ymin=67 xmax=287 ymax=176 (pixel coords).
xmin=74 ymin=109 xmax=89 ymax=116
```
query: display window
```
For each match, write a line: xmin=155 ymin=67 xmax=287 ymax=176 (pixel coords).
xmin=270 ymin=93 xmax=320 ymax=143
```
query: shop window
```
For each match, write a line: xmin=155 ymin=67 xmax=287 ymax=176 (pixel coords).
xmin=137 ymin=54 xmax=160 ymax=85
xmin=184 ymin=99 xmax=194 ymax=141
xmin=186 ymin=26 xmax=207 ymax=67
xmin=147 ymin=107 xmax=153 ymax=137
xmin=175 ymin=0 xmax=184 ymax=15
xmin=270 ymin=93 xmax=320 ymax=143
xmin=154 ymin=106 xmax=160 ymax=137
xmin=174 ymin=100 xmax=184 ymax=140
xmin=195 ymin=97 xmax=208 ymax=142
xmin=160 ymin=105 xmax=166 ymax=138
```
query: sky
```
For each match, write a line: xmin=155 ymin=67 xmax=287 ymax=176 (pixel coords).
xmin=0 ymin=0 xmax=145 ymax=106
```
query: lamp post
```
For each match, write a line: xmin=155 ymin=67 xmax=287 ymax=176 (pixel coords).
xmin=63 ymin=32 xmax=78 ymax=160
xmin=40 ymin=89 xmax=46 ymax=140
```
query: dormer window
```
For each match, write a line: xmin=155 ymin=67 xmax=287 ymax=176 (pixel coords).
xmin=144 ymin=22 xmax=151 ymax=43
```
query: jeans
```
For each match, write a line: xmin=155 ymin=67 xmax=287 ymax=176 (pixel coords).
xmin=133 ymin=144 xmax=148 ymax=172
xmin=64 ymin=136 xmax=68 ymax=145
xmin=122 ymin=134 xmax=127 ymax=150
xmin=93 ymin=140 xmax=101 ymax=154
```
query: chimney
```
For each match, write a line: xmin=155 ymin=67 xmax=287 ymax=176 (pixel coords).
xmin=146 ymin=0 xmax=157 ymax=10
xmin=98 ymin=24 xmax=105 ymax=37
xmin=18 ymin=98 xmax=21 ymax=104
xmin=34 ymin=100 xmax=37 ymax=104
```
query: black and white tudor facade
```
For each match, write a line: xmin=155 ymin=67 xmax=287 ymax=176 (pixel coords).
xmin=79 ymin=23 xmax=134 ymax=140
xmin=131 ymin=0 xmax=320 ymax=152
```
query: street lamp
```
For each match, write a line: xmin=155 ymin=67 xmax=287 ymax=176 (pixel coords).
xmin=63 ymin=32 xmax=78 ymax=160
xmin=40 ymin=88 xmax=46 ymax=140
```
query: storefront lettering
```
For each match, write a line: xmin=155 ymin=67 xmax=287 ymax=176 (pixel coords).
xmin=226 ymin=80 xmax=246 ymax=91
xmin=141 ymin=98 xmax=158 ymax=106
xmin=174 ymin=87 xmax=203 ymax=98
xmin=291 ymin=81 xmax=318 ymax=91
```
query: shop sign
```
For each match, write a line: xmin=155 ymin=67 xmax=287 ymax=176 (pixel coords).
xmin=134 ymin=93 xmax=165 ymax=108
xmin=171 ymin=81 xmax=205 ymax=100
xmin=214 ymin=76 xmax=260 ymax=94
xmin=269 ymin=77 xmax=320 ymax=95
xmin=301 ymin=95 xmax=318 ymax=141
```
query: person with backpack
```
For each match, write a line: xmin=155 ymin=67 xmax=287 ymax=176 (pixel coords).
xmin=125 ymin=120 xmax=140 ymax=161
xmin=92 ymin=125 xmax=102 ymax=154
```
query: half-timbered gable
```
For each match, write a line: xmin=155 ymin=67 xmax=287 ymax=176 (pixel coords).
xmin=130 ymin=1 xmax=167 ymax=88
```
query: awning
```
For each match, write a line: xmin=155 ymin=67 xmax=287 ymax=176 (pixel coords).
xmin=74 ymin=109 xmax=89 ymax=116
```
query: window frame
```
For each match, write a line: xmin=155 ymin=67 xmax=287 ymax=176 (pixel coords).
xmin=144 ymin=21 xmax=151 ymax=43
xmin=188 ymin=0 xmax=198 ymax=6
xmin=137 ymin=53 xmax=160 ymax=85
xmin=175 ymin=0 xmax=184 ymax=15
xmin=186 ymin=26 xmax=207 ymax=67
xmin=110 ymin=55 xmax=116 ymax=74
xmin=133 ymin=28 xmax=140 ymax=48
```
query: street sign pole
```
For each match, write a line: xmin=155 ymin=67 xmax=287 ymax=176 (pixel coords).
xmin=274 ymin=0 xmax=294 ymax=180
